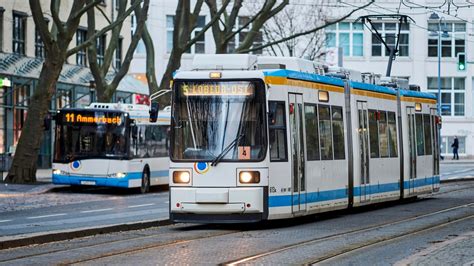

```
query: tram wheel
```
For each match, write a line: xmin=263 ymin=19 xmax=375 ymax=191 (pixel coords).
xmin=140 ymin=168 xmax=150 ymax=194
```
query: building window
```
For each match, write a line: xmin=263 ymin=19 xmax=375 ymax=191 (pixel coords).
xmin=326 ymin=22 xmax=364 ymax=56
xmin=97 ymin=35 xmax=106 ymax=66
xmin=115 ymin=37 xmax=122 ymax=68
xmin=56 ymin=89 xmax=72 ymax=109
xmin=13 ymin=84 xmax=30 ymax=148
xmin=428 ymin=22 xmax=465 ymax=57
xmin=371 ymin=22 xmax=409 ymax=57
xmin=166 ymin=15 xmax=206 ymax=54
xmin=12 ymin=12 xmax=26 ymax=55
xmin=226 ymin=16 xmax=263 ymax=54
xmin=76 ymin=29 xmax=87 ymax=66
xmin=427 ymin=77 xmax=465 ymax=116
xmin=35 ymin=27 xmax=45 ymax=58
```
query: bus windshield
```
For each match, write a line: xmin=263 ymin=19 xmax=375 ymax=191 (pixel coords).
xmin=171 ymin=80 xmax=266 ymax=162
xmin=54 ymin=110 xmax=129 ymax=163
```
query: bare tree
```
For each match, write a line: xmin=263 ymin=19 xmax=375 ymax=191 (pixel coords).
xmin=240 ymin=0 xmax=374 ymax=54
xmin=205 ymin=0 xmax=289 ymax=54
xmin=5 ymin=1 xmax=141 ymax=184
xmin=86 ymin=0 xmax=150 ymax=102
xmin=263 ymin=0 xmax=329 ymax=60
xmin=157 ymin=0 xmax=231 ymax=104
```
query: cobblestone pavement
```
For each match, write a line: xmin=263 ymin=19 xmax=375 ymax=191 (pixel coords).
xmin=1 ymin=181 xmax=473 ymax=265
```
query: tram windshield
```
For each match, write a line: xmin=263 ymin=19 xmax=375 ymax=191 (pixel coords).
xmin=171 ymin=80 xmax=266 ymax=162
xmin=54 ymin=110 xmax=129 ymax=163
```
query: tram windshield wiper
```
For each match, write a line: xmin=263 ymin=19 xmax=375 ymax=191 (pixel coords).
xmin=211 ymin=134 xmax=245 ymax=167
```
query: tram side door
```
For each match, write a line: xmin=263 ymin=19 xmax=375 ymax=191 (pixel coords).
xmin=289 ymin=93 xmax=306 ymax=214
xmin=407 ymin=107 xmax=417 ymax=195
xmin=357 ymin=101 xmax=370 ymax=203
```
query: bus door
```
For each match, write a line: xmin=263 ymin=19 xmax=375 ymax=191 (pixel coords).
xmin=407 ymin=107 xmax=417 ymax=195
xmin=289 ymin=93 xmax=306 ymax=214
xmin=431 ymin=108 xmax=439 ymax=188
xmin=357 ymin=101 xmax=370 ymax=203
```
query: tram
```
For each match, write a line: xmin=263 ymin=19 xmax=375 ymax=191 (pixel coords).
xmin=168 ymin=54 xmax=440 ymax=222
xmin=52 ymin=103 xmax=170 ymax=193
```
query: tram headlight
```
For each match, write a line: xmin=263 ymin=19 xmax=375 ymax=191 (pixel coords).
xmin=239 ymin=171 xmax=260 ymax=184
xmin=173 ymin=171 xmax=191 ymax=184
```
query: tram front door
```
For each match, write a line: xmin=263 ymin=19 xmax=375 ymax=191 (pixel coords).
xmin=289 ymin=93 xmax=306 ymax=214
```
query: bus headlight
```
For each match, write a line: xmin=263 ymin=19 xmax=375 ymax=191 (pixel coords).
xmin=53 ymin=169 xmax=66 ymax=175
xmin=239 ymin=171 xmax=260 ymax=184
xmin=173 ymin=171 xmax=191 ymax=184
xmin=110 ymin=172 xmax=127 ymax=178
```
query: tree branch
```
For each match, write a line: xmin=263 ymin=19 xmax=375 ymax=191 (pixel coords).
xmin=66 ymin=0 xmax=141 ymax=57
xmin=50 ymin=0 xmax=65 ymax=36
xmin=239 ymin=0 xmax=374 ymax=53
xmin=29 ymin=0 xmax=53 ymax=49
xmin=69 ymin=0 xmax=104 ymax=23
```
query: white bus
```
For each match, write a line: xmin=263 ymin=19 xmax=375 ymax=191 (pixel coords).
xmin=52 ymin=103 xmax=170 ymax=193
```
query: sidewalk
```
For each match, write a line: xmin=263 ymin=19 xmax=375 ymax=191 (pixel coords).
xmin=440 ymin=158 xmax=474 ymax=164
xmin=0 ymin=169 xmax=54 ymax=196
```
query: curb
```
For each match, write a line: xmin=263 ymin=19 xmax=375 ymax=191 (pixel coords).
xmin=0 ymin=218 xmax=172 ymax=250
xmin=440 ymin=176 xmax=474 ymax=183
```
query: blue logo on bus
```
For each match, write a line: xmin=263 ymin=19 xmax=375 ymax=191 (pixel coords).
xmin=70 ymin=160 xmax=82 ymax=171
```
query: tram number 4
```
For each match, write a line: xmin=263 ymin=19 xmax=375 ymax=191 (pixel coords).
xmin=238 ymin=146 xmax=251 ymax=160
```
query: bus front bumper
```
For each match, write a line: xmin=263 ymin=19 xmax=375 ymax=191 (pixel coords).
xmin=52 ymin=173 xmax=140 ymax=188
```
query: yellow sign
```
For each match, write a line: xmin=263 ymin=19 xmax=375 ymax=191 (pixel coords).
xmin=65 ymin=113 xmax=122 ymax=125
xmin=181 ymin=83 xmax=254 ymax=96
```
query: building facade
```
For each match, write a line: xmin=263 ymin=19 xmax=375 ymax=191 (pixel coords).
xmin=0 ymin=1 xmax=144 ymax=169
xmin=132 ymin=0 xmax=474 ymax=158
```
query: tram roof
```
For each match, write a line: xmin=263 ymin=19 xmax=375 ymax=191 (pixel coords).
xmin=263 ymin=69 xmax=436 ymax=100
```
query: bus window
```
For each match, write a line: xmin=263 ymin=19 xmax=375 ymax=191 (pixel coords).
xmin=318 ymin=105 xmax=333 ymax=160
xmin=368 ymin=110 xmax=379 ymax=158
xmin=269 ymin=101 xmax=287 ymax=161
xmin=304 ymin=104 xmax=320 ymax=160
xmin=379 ymin=111 xmax=389 ymax=157
xmin=416 ymin=114 xmax=425 ymax=156
xmin=331 ymin=106 xmax=345 ymax=160
xmin=423 ymin=114 xmax=432 ymax=155
xmin=388 ymin=112 xmax=398 ymax=157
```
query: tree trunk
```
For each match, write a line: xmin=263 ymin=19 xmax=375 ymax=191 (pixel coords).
xmin=142 ymin=26 xmax=160 ymax=97
xmin=159 ymin=47 xmax=184 ymax=105
xmin=5 ymin=54 xmax=64 ymax=183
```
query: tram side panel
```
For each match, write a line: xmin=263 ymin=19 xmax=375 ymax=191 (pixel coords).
xmin=350 ymin=92 xmax=401 ymax=207
xmin=400 ymin=99 xmax=438 ymax=198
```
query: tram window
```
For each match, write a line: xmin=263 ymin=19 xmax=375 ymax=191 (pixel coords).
xmin=415 ymin=114 xmax=425 ymax=156
xmin=368 ymin=110 xmax=379 ymax=158
xmin=332 ymin=106 xmax=345 ymax=159
xmin=269 ymin=101 xmax=288 ymax=161
xmin=388 ymin=112 xmax=398 ymax=157
xmin=379 ymin=111 xmax=389 ymax=157
xmin=423 ymin=114 xmax=432 ymax=155
xmin=304 ymin=104 xmax=320 ymax=160
xmin=318 ymin=105 xmax=333 ymax=160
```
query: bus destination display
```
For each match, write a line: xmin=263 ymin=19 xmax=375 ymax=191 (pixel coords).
xmin=62 ymin=112 xmax=124 ymax=125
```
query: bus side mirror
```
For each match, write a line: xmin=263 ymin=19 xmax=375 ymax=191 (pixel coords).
xmin=149 ymin=102 xmax=159 ymax=122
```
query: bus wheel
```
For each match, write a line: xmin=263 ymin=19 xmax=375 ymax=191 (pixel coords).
xmin=140 ymin=169 xmax=150 ymax=194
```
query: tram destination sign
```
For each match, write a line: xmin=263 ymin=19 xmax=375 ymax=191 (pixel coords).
xmin=61 ymin=111 xmax=124 ymax=125
xmin=179 ymin=81 xmax=255 ymax=97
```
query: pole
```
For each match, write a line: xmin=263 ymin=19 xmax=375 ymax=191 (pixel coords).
xmin=437 ymin=20 xmax=443 ymax=159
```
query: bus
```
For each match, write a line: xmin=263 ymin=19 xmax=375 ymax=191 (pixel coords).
xmin=52 ymin=103 xmax=170 ymax=193
xmin=168 ymin=54 xmax=440 ymax=222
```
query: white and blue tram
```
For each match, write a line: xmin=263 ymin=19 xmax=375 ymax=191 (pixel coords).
xmin=169 ymin=55 xmax=440 ymax=222
xmin=52 ymin=103 xmax=171 ymax=193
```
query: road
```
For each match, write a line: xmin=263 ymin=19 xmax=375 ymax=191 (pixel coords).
xmin=1 ymin=180 xmax=473 ymax=265
xmin=0 ymin=162 xmax=472 ymax=241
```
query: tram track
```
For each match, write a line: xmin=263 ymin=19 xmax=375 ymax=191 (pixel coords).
xmin=223 ymin=202 xmax=474 ymax=265
xmin=1 ymin=187 xmax=472 ymax=265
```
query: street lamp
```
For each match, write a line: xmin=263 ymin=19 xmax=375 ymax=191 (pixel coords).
xmin=429 ymin=12 xmax=449 ymax=160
